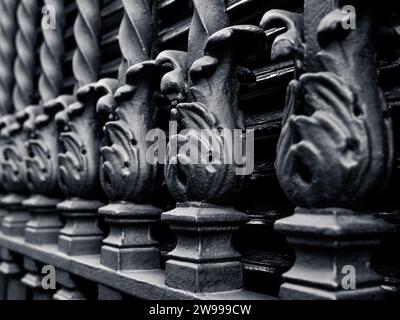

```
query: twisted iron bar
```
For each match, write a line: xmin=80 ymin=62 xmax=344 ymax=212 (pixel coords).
xmin=56 ymin=0 xmax=102 ymax=197
xmin=0 ymin=0 xmax=18 ymax=115
xmin=118 ymin=0 xmax=154 ymax=81
xmin=72 ymin=0 xmax=102 ymax=88
xmin=187 ymin=0 xmax=229 ymax=68
xmin=38 ymin=0 xmax=66 ymax=102
xmin=12 ymin=0 xmax=39 ymax=111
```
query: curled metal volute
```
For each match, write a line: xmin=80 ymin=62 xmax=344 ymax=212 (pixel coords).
xmin=125 ymin=60 xmax=160 ymax=88
xmin=0 ymin=116 xmax=8 ymax=134
xmin=21 ymin=106 xmax=44 ymax=139
xmin=8 ymin=114 xmax=23 ymax=135
xmin=154 ymin=50 xmax=188 ymax=106
xmin=317 ymin=9 xmax=354 ymax=48
xmin=55 ymin=107 xmax=70 ymax=132
xmin=77 ymin=79 xmax=118 ymax=104
xmin=43 ymin=95 xmax=75 ymax=118
xmin=94 ymin=79 xmax=120 ymax=117
xmin=114 ymin=85 xmax=137 ymax=105
xmin=0 ymin=114 xmax=16 ymax=140
xmin=55 ymin=101 xmax=83 ymax=133
xmin=204 ymin=25 xmax=267 ymax=63
xmin=260 ymin=9 xmax=305 ymax=76
xmin=52 ymin=95 xmax=76 ymax=132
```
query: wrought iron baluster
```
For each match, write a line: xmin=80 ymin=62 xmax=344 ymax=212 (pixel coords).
xmin=96 ymin=0 xmax=163 ymax=271
xmin=21 ymin=257 xmax=54 ymax=300
xmin=261 ymin=0 xmax=394 ymax=299
xmin=0 ymin=0 xmax=39 ymax=239
xmin=0 ymin=248 xmax=26 ymax=300
xmin=23 ymin=0 xmax=71 ymax=246
xmin=0 ymin=2 xmax=19 ymax=299
xmin=155 ymin=0 xmax=265 ymax=293
xmin=56 ymin=0 xmax=104 ymax=257
xmin=53 ymin=270 xmax=87 ymax=300
xmin=51 ymin=0 xmax=104 ymax=300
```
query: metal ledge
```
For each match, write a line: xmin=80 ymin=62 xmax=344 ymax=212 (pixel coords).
xmin=0 ymin=233 xmax=275 ymax=301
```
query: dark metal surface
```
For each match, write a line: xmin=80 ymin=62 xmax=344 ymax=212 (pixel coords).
xmin=0 ymin=0 xmax=398 ymax=300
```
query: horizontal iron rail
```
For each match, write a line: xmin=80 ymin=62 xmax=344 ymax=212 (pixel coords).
xmin=0 ymin=234 xmax=275 ymax=300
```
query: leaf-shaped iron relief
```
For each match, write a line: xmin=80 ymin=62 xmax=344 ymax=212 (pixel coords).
xmin=57 ymin=80 xmax=117 ymax=198
xmin=261 ymin=9 xmax=393 ymax=209
xmin=260 ymin=3 xmax=397 ymax=300
xmin=25 ymin=96 xmax=73 ymax=197
xmin=156 ymin=1 xmax=268 ymax=291
xmin=99 ymin=62 xmax=161 ymax=203
xmin=157 ymin=26 xmax=266 ymax=204
xmin=1 ymin=108 xmax=40 ymax=195
xmin=54 ymin=0 xmax=106 ymax=256
xmin=94 ymin=0 xmax=161 ymax=206
xmin=94 ymin=0 xmax=164 ymax=271
xmin=55 ymin=0 xmax=103 ymax=199
xmin=0 ymin=109 xmax=40 ymax=237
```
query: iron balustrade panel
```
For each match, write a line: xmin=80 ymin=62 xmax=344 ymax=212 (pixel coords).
xmin=0 ymin=0 xmax=398 ymax=300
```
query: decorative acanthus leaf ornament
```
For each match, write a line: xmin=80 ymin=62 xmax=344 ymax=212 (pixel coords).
xmin=99 ymin=62 xmax=160 ymax=203
xmin=56 ymin=0 xmax=103 ymax=199
xmin=157 ymin=0 xmax=263 ymax=293
xmin=157 ymin=25 xmax=266 ymax=204
xmin=56 ymin=0 xmax=104 ymax=199
xmin=261 ymin=8 xmax=393 ymax=209
xmin=1 ymin=107 xmax=40 ymax=194
xmin=1 ymin=115 xmax=25 ymax=194
xmin=98 ymin=0 xmax=160 ymax=204
xmin=25 ymin=97 xmax=73 ymax=197
xmin=57 ymin=80 xmax=118 ymax=198
xmin=95 ymin=0 xmax=163 ymax=271
xmin=54 ymin=0 xmax=105 ymax=255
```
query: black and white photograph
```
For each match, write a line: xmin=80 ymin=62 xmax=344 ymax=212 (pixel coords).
xmin=0 ymin=0 xmax=399 ymax=314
